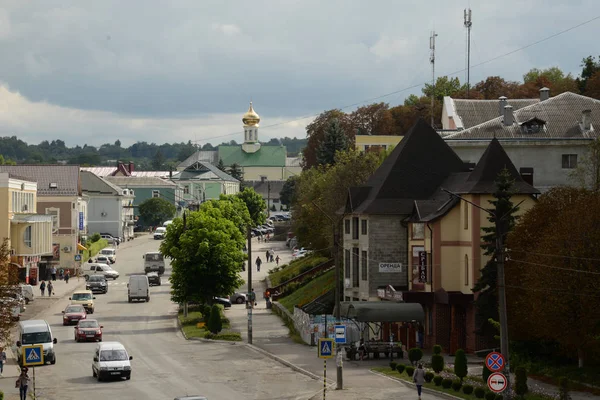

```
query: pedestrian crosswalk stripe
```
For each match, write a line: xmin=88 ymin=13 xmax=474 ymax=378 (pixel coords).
xmin=27 ymin=350 xmax=40 ymax=361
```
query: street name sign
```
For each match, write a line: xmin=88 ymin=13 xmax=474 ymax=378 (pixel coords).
xmin=485 ymin=352 xmax=505 ymax=372
xmin=318 ymin=338 xmax=334 ymax=359
xmin=22 ymin=345 xmax=44 ymax=367
xmin=487 ymin=372 xmax=508 ymax=393
xmin=334 ymin=325 xmax=346 ymax=344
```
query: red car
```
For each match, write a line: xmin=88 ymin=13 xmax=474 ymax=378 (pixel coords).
xmin=62 ymin=304 xmax=87 ymax=325
xmin=74 ymin=319 xmax=103 ymax=342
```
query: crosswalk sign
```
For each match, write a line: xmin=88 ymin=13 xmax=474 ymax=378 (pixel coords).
xmin=318 ymin=338 xmax=334 ymax=359
xmin=22 ymin=345 xmax=44 ymax=366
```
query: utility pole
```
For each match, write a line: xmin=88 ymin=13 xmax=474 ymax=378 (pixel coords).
xmin=247 ymin=225 xmax=253 ymax=345
xmin=333 ymin=224 xmax=343 ymax=390
xmin=429 ymin=31 xmax=438 ymax=127
xmin=267 ymin=181 xmax=271 ymax=216
xmin=464 ymin=8 xmax=473 ymax=98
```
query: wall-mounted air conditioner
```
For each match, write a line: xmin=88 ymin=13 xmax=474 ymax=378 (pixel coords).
xmin=63 ymin=246 xmax=72 ymax=253
xmin=10 ymin=249 xmax=15 ymax=255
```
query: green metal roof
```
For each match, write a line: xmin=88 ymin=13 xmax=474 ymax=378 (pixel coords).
xmin=218 ymin=145 xmax=286 ymax=167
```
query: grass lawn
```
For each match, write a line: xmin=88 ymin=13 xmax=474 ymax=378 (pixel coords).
xmin=526 ymin=363 xmax=600 ymax=392
xmin=278 ymin=269 xmax=335 ymax=313
xmin=268 ymin=255 xmax=329 ymax=286
xmin=178 ymin=308 xmax=241 ymax=341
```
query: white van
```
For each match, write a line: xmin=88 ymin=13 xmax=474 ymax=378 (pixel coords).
xmin=163 ymin=220 xmax=173 ymax=227
xmin=83 ymin=263 xmax=119 ymax=280
xmin=92 ymin=341 xmax=132 ymax=381
xmin=99 ymin=248 xmax=117 ymax=263
xmin=127 ymin=275 xmax=150 ymax=303
xmin=16 ymin=320 xmax=58 ymax=365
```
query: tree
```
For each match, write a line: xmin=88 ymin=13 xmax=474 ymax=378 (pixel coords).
xmin=584 ymin=71 xmax=600 ymax=100
xmin=570 ymin=138 xmax=600 ymax=192
xmin=303 ymin=109 xmax=351 ymax=170
xmin=317 ymin=118 xmax=349 ymax=166
xmin=577 ymin=55 xmax=600 ymax=93
xmin=0 ymin=155 xmax=16 ymax=165
xmin=349 ymin=102 xmax=395 ymax=136
xmin=454 ymin=349 xmax=468 ymax=382
xmin=152 ymin=149 xmax=165 ymax=170
xmin=207 ymin=304 xmax=223 ymax=334
xmin=472 ymin=168 xmax=519 ymax=337
xmin=138 ymin=197 xmax=176 ymax=227
xmin=235 ymin=187 xmax=266 ymax=226
xmin=203 ymin=195 xmax=252 ymax=235
xmin=505 ymin=187 xmax=600 ymax=367
xmin=217 ymin=158 xmax=226 ymax=172
xmin=177 ymin=140 xmax=196 ymax=162
xmin=228 ymin=163 xmax=244 ymax=182
xmin=0 ymin=238 xmax=20 ymax=345
xmin=160 ymin=209 xmax=245 ymax=305
xmin=523 ymin=67 xmax=578 ymax=96
xmin=279 ymin=176 xmax=298 ymax=206
xmin=473 ymin=76 xmax=520 ymax=99
xmin=422 ymin=76 xmax=465 ymax=101
xmin=431 ymin=345 xmax=444 ymax=374
xmin=114 ymin=140 xmax=121 ymax=147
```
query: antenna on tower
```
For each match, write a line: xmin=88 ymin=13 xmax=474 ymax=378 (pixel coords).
xmin=429 ymin=30 xmax=438 ymax=127
xmin=464 ymin=8 xmax=473 ymax=98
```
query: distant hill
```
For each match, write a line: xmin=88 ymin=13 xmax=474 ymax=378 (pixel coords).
xmin=0 ymin=136 xmax=307 ymax=170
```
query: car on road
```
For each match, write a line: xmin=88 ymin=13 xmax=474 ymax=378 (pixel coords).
xmin=146 ymin=272 xmax=161 ymax=286
xmin=83 ymin=263 xmax=119 ymax=280
xmin=92 ymin=341 xmax=132 ymax=381
xmin=100 ymin=234 xmax=120 ymax=245
xmin=128 ymin=275 xmax=150 ymax=303
xmin=16 ymin=319 xmax=58 ymax=365
xmin=86 ymin=274 xmax=108 ymax=294
xmin=213 ymin=297 xmax=231 ymax=308
xmin=175 ymin=397 xmax=208 ymax=400
xmin=74 ymin=319 xmax=103 ymax=342
xmin=143 ymin=251 xmax=165 ymax=275
xmin=154 ymin=227 xmax=167 ymax=240
xmin=229 ymin=292 xmax=247 ymax=304
xmin=99 ymin=248 xmax=117 ymax=263
xmin=62 ymin=304 xmax=87 ymax=325
xmin=69 ymin=290 xmax=96 ymax=314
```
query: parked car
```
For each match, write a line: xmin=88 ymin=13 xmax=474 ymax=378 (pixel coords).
xmin=146 ymin=272 xmax=161 ymax=286
xmin=74 ymin=319 xmax=103 ymax=342
xmin=100 ymin=234 xmax=120 ymax=245
xmin=212 ymin=297 xmax=231 ymax=308
xmin=62 ymin=304 xmax=87 ymax=325
xmin=154 ymin=227 xmax=167 ymax=240
xmin=229 ymin=292 xmax=247 ymax=304
xmin=86 ymin=274 xmax=108 ymax=294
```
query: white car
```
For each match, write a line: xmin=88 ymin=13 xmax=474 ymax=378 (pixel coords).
xmin=83 ymin=263 xmax=119 ymax=280
xmin=92 ymin=342 xmax=132 ymax=381
xmin=154 ymin=227 xmax=167 ymax=240
xmin=99 ymin=248 xmax=117 ymax=264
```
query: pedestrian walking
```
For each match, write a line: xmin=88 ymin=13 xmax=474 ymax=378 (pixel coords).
xmin=0 ymin=346 xmax=7 ymax=376
xmin=412 ymin=363 xmax=426 ymax=400
xmin=16 ymin=367 xmax=30 ymax=400
xmin=65 ymin=270 xmax=70 ymax=283
xmin=275 ymin=255 xmax=280 ymax=266
xmin=248 ymin=288 xmax=256 ymax=308
xmin=269 ymin=250 xmax=275 ymax=262
xmin=39 ymin=281 xmax=46 ymax=296
xmin=255 ymin=256 xmax=262 ymax=272
xmin=265 ymin=250 xmax=270 ymax=262
xmin=47 ymin=281 xmax=53 ymax=297
xmin=50 ymin=266 xmax=57 ymax=281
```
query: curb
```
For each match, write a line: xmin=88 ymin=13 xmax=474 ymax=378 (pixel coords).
xmin=370 ymin=370 xmax=463 ymax=400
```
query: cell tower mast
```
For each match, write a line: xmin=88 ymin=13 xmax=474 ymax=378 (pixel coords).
xmin=464 ymin=8 xmax=473 ymax=98
xmin=429 ymin=31 xmax=438 ymax=127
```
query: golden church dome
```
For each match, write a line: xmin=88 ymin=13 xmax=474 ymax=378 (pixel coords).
xmin=242 ymin=102 xmax=260 ymax=126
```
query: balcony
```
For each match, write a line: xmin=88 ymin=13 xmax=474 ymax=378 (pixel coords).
xmin=10 ymin=214 xmax=53 ymax=256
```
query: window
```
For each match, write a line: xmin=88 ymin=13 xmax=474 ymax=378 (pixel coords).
xmin=344 ymin=219 xmax=350 ymax=234
xmin=464 ymin=254 xmax=469 ymax=286
xmin=382 ymin=145 xmax=387 ymax=150
xmin=463 ymin=202 xmax=469 ymax=230
xmin=352 ymin=247 xmax=359 ymax=287
xmin=11 ymin=191 xmax=16 ymax=212
xmin=23 ymin=226 xmax=32 ymax=247
xmin=412 ymin=223 xmax=424 ymax=239
xmin=352 ymin=217 xmax=359 ymax=240
xmin=361 ymin=250 xmax=368 ymax=281
xmin=46 ymin=208 xmax=59 ymax=232
xmin=562 ymin=154 xmax=578 ymax=169
xmin=183 ymin=186 xmax=190 ymax=194
xmin=344 ymin=249 xmax=351 ymax=280
xmin=364 ymin=145 xmax=370 ymax=151
xmin=152 ymin=190 xmax=160 ymax=198
xmin=361 ymin=219 xmax=368 ymax=235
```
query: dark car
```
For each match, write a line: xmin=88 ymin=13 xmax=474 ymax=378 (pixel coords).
xmin=62 ymin=304 xmax=87 ymax=326
xmin=213 ymin=297 xmax=232 ymax=308
xmin=74 ymin=319 xmax=103 ymax=342
xmin=146 ymin=272 xmax=161 ymax=286
xmin=86 ymin=274 xmax=108 ymax=294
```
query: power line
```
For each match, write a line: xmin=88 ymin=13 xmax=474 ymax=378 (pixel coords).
xmin=508 ymin=258 xmax=600 ymax=276
xmin=510 ymin=249 xmax=600 ymax=263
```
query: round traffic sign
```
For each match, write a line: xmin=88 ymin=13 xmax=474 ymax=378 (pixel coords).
xmin=487 ymin=372 xmax=508 ymax=393
xmin=485 ymin=352 xmax=505 ymax=372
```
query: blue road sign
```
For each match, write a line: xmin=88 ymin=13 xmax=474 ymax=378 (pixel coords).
xmin=334 ymin=325 xmax=346 ymax=344
xmin=74 ymin=254 xmax=82 ymax=261
xmin=485 ymin=352 xmax=505 ymax=372
xmin=318 ymin=338 xmax=334 ymax=359
xmin=22 ymin=345 xmax=44 ymax=367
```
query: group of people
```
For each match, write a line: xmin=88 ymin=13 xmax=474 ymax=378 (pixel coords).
xmin=254 ymin=250 xmax=280 ymax=272
xmin=39 ymin=280 xmax=54 ymax=297
xmin=46 ymin=266 xmax=70 ymax=283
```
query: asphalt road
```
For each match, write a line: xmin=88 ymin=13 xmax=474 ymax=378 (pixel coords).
xmin=23 ymin=235 xmax=322 ymax=400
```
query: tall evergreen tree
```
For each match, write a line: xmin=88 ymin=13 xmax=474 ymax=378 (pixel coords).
xmin=217 ymin=158 xmax=226 ymax=172
xmin=228 ymin=163 xmax=244 ymax=186
xmin=151 ymin=149 xmax=165 ymax=170
xmin=316 ymin=118 xmax=349 ymax=166
xmin=472 ymin=168 xmax=519 ymax=336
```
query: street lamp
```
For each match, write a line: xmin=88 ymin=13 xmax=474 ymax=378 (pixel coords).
xmin=442 ymin=188 xmax=524 ymax=400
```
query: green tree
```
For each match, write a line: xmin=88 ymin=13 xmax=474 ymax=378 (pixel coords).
xmin=228 ymin=163 xmax=244 ymax=182
xmin=235 ymin=187 xmax=266 ymax=226
xmin=303 ymin=109 xmax=352 ymax=170
xmin=217 ymin=158 xmax=226 ymax=172
xmin=0 ymin=155 xmax=16 ymax=165
xmin=569 ymin=138 xmax=600 ymax=192
xmin=203 ymin=194 xmax=252 ymax=235
xmin=207 ymin=304 xmax=223 ymax=334
xmin=0 ymin=238 xmax=21 ymax=344
xmin=472 ymin=168 xmax=519 ymax=337
xmin=431 ymin=345 xmax=444 ymax=374
xmin=151 ymin=149 xmax=165 ymax=170
xmin=177 ymin=140 xmax=196 ymax=162
xmin=279 ymin=176 xmax=298 ymax=206
xmin=577 ymin=55 xmax=600 ymax=93
xmin=138 ymin=197 xmax=176 ymax=227
xmin=317 ymin=118 xmax=349 ymax=166
xmin=454 ymin=349 xmax=468 ymax=382
xmin=160 ymin=209 xmax=245 ymax=305
xmin=422 ymin=76 xmax=465 ymax=101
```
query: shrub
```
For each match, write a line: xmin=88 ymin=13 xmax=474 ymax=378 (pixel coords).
xmin=442 ymin=378 xmax=452 ymax=389
xmin=433 ymin=375 xmax=443 ymax=386
xmin=405 ymin=366 xmax=415 ymax=377
xmin=424 ymin=372 xmax=434 ymax=383
xmin=202 ymin=304 xmax=212 ymax=322
xmin=389 ymin=361 xmax=397 ymax=371
xmin=515 ymin=366 xmax=528 ymax=396
xmin=485 ymin=391 xmax=496 ymax=400
xmin=206 ymin=304 xmax=223 ymax=334
xmin=433 ymin=344 xmax=442 ymax=354
xmin=463 ymin=385 xmax=474 ymax=395
xmin=474 ymin=387 xmax=486 ymax=398
xmin=0 ymin=390 xmax=3 ymax=400
xmin=89 ymin=232 xmax=101 ymax=243
xmin=431 ymin=353 xmax=445 ymax=374
xmin=396 ymin=364 xmax=406 ymax=374
xmin=558 ymin=377 xmax=571 ymax=400
xmin=204 ymin=331 xmax=242 ymax=341
xmin=408 ymin=347 xmax=424 ymax=365
xmin=454 ymin=349 xmax=468 ymax=382
xmin=451 ymin=379 xmax=462 ymax=392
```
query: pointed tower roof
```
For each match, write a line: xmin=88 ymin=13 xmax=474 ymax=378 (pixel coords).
xmin=346 ymin=118 xmax=468 ymax=215
xmin=242 ymin=102 xmax=260 ymax=126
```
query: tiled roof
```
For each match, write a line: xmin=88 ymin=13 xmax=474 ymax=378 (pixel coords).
xmin=81 ymin=167 xmax=170 ymax=178
xmin=345 ymin=119 xmax=468 ymax=215
xmin=171 ymin=161 xmax=238 ymax=182
xmin=177 ymin=151 xmax=218 ymax=169
xmin=0 ymin=165 xmax=80 ymax=196
xmin=104 ymin=176 xmax=177 ymax=188
xmin=218 ymin=145 xmax=286 ymax=167
xmin=445 ymin=92 xmax=600 ymax=140
xmin=80 ymin=170 xmax=125 ymax=196
xmin=452 ymin=98 xmax=539 ymax=129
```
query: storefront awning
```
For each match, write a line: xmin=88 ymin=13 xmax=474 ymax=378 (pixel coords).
xmin=334 ymin=301 xmax=424 ymax=323
xmin=77 ymin=243 xmax=87 ymax=251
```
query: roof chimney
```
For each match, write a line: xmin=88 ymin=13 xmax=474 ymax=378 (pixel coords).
xmin=540 ymin=87 xmax=550 ymax=101
xmin=498 ymin=96 xmax=508 ymax=116
xmin=582 ymin=109 xmax=592 ymax=130
xmin=503 ymin=105 xmax=514 ymax=126
xmin=129 ymin=161 xmax=134 ymax=173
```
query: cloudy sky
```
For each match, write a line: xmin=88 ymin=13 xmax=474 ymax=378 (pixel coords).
xmin=0 ymin=0 xmax=598 ymax=147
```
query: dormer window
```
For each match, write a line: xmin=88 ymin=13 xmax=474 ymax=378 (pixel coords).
xmin=520 ymin=117 xmax=546 ymax=134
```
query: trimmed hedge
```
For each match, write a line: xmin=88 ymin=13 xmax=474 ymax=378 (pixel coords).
xmin=424 ymin=371 xmax=434 ymax=383
xmin=474 ymin=387 xmax=486 ymax=398
xmin=389 ymin=362 xmax=397 ymax=371
xmin=442 ymin=378 xmax=452 ymax=389
xmin=396 ymin=364 xmax=406 ymax=374
xmin=203 ymin=331 xmax=242 ymax=341
xmin=405 ymin=366 xmax=415 ymax=377
xmin=463 ymin=385 xmax=474 ymax=395
xmin=451 ymin=379 xmax=462 ymax=392
xmin=433 ymin=375 xmax=443 ymax=386
xmin=485 ymin=391 xmax=496 ymax=400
